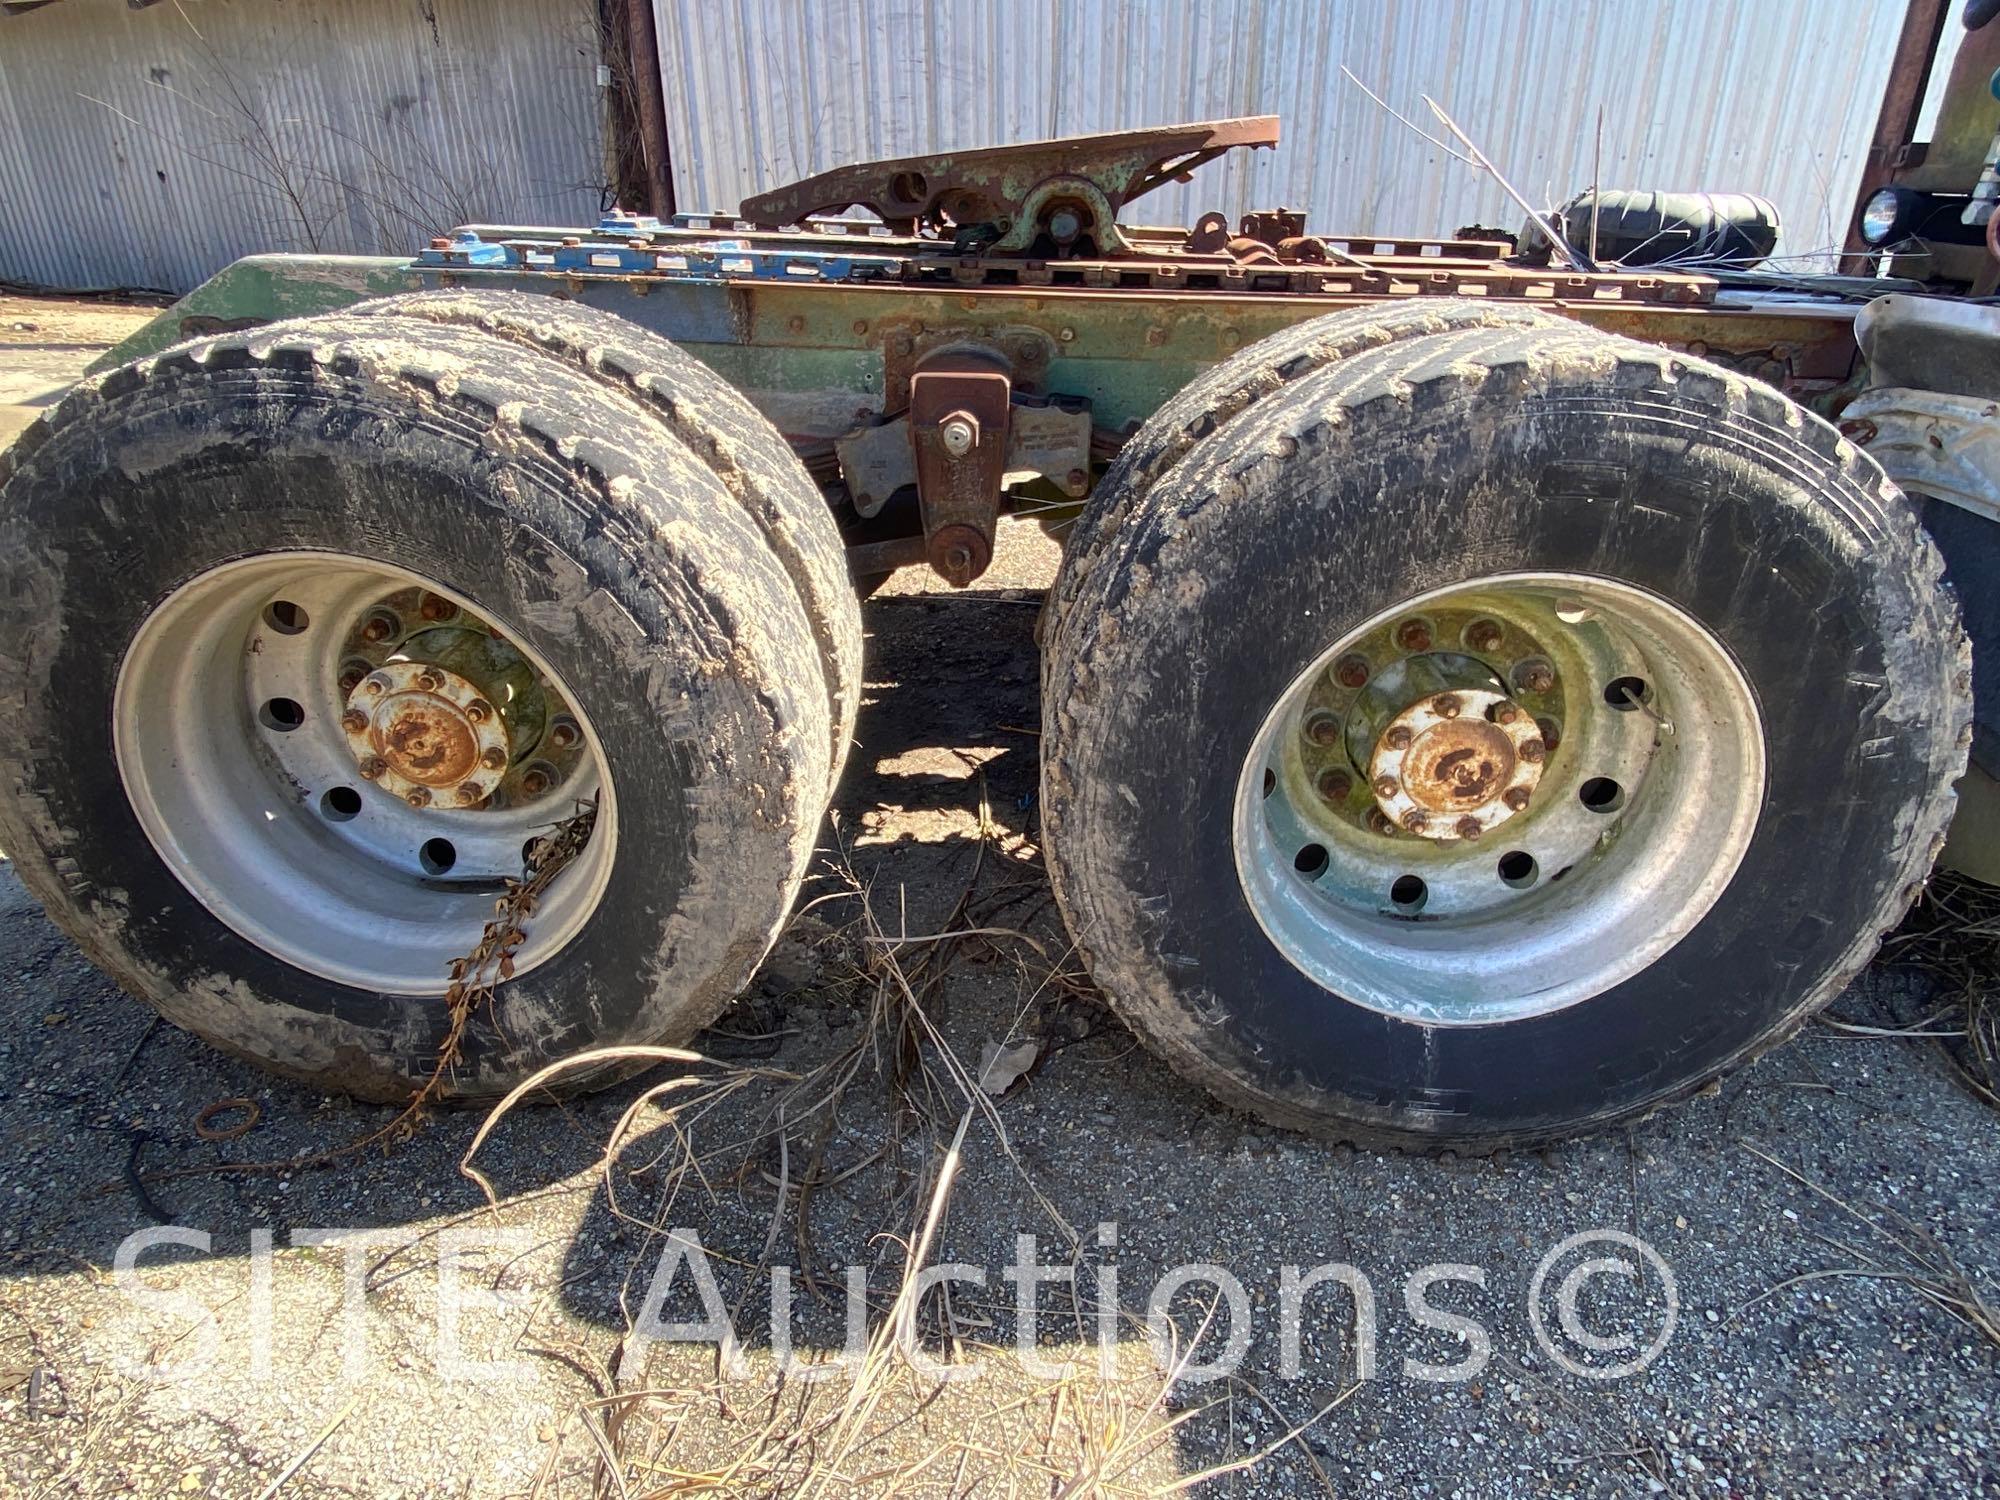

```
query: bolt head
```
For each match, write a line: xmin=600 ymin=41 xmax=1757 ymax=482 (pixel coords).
xmin=359 ymin=757 xmax=386 ymax=780
xmin=418 ymin=593 xmax=454 ymax=622
xmin=521 ymin=769 xmax=549 ymax=796
xmin=465 ymin=698 xmax=492 ymax=723
xmin=414 ymin=670 xmax=442 ymax=692
xmin=1368 ymin=810 xmax=1397 ymax=836
xmin=1455 ymin=816 xmax=1483 ymax=841
xmin=455 ymin=784 xmax=484 ymax=805
xmin=1372 ymin=774 xmax=1400 ymax=799
xmin=363 ymin=674 xmax=388 ymax=697
xmin=1316 ymin=769 xmax=1352 ymax=802
xmin=1333 ymin=654 xmax=1370 ymax=689
xmin=1519 ymin=738 xmax=1547 ymax=764
xmin=1537 ymin=717 xmax=1561 ymax=750
xmin=340 ymin=709 xmax=369 ymax=734
xmin=1304 ymin=713 xmax=1341 ymax=747
xmin=480 ymin=747 xmax=507 ymax=771
xmin=1402 ymin=811 xmax=1429 ymax=834
xmin=1515 ymin=662 xmax=1555 ymax=694
xmin=361 ymin=615 xmax=394 ymax=644
xmin=1503 ymin=787 xmax=1532 ymax=812
xmin=1431 ymin=694 xmax=1462 ymax=719
xmin=939 ymin=415 xmax=977 ymax=457
xmin=1467 ymin=619 xmax=1504 ymax=652
xmin=1492 ymin=702 xmax=1520 ymax=725
xmin=550 ymin=721 xmax=579 ymax=749
xmin=1395 ymin=619 xmax=1433 ymax=652
xmin=1384 ymin=725 xmax=1412 ymax=751
xmin=405 ymin=787 xmax=431 ymax=809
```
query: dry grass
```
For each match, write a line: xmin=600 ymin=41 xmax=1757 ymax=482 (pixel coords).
xmin=1851 ymin=870 xmax=2000 ymax=1110
xmin=457 ymin=807 xmax=1339 ymax=1498
xmin=1736 ymin=1141 xmax=2000 ymax=1353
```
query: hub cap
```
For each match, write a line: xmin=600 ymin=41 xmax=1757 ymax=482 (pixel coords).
xmin=344 ymin=659 xmax=510 ymax=807
xmin=114 ymin=553 xmax=616 ymax=995
xmin=1366 ymin=687 xmax=1544 ymax=840
xmin=1233 ymin=574 xmax=1765 ymax=1025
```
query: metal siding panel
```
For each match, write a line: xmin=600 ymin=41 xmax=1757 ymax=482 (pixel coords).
xmin=0 ymin=0 xmax=604 ymax=292
xmin=655 ymin=0 xmax=1905 ymax=267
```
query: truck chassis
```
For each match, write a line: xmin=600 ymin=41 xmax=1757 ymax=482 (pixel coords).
xmin=0 ymin=117 xmax=1965 ymax=1151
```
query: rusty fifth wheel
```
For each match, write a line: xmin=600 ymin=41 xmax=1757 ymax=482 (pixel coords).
xmin=0 ymin=307 xmax=858 ymax=1101
xmin=1043 ymin=303 xmax=1968 ymax=1150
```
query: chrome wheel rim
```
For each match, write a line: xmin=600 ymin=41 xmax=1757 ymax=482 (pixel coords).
xmin=1233 ymin=574 xmax=1764 ymax=1025
xmin=114 ymin=552 xmax=617 ymax=995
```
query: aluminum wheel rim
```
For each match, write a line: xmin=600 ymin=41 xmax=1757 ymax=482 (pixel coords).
xmin=1233 ymin=573 xmax=1764 ymax=1025
xmin=114 ymin=552 xmax=617 ymax=995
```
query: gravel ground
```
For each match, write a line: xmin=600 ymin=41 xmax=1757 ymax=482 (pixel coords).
xmin=0 ymin=308 xmax=1997 ymax=1498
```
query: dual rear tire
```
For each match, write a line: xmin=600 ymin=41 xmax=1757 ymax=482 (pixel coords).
xmin=0 ymin=293 xmax=860 ymax=1100
xmin=1040 ymin=303 xmax=1969 ymax=1151
xmin=0 ymin=293 xmax=1970 ymax=1147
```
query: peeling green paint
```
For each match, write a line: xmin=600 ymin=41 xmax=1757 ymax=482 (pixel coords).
xmin=88 ymin=255 xmax=422 ymax=372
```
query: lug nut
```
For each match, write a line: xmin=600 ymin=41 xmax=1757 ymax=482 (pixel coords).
xmin=521 ymin=767 xmax=550 ymax=796
xmin=549 ymin=720 xmax=579 ymax=749
xmin=1373 ymin=774 xmax=1400 ymax=799
xmin=480 ymin=747 xmax=507 ymax=771
xmin=361 ymin=613 xmax=396 ymax=644
xmin=1492 ymin=702 xmax=1521 ymax=725
xmin=340 ymin=709 xmax=369 ymax=734
xmin=1395 ymin=619 xmax=1433 ymax=652
xmin=1431 ymin=694 xmax=1461 ymax=719
xmin=1466 ymin=619 xmax=1504 ymax=652
xmin=338 ymin=665 xmax=366 ymax=694
xmin=1384 ymin=725 xmax=1412 ymax=750
xmin=1316 ymin=769 xmax=1353 ymax=802
xmin=465 ymin=698 xmax=493 ymax=724
xmin=418 ymin=593 xmax=455 ymax=621
xmin=363 ymin=674 xmax=388 ymax=697
xmin=1503 ymin=787 xmax=1532 ymax=812
xmin=1514 ymin=661 xmax=1555 ymax=694
xmin=1537 ymin=717 xmax=1561 ymax=751
xmin=358 ymin=756 xmax=386 ymax=780
xmin=1333 ymin=654 xmax=1370 ymax=689
xmin=455 ymin=784 xmax=484 ymax=805
xmin=1455 ymin=816 xmax=1483 ymax=841
xmin=405 ymin=787 xmax=431 ymax=809
xmin=1303 ymin=713 xmax=1341 ymax=747
xmin=1402 ymin=811 xmax=1429 ymax=834
xmin=1367 ymin=810 xmax=1397 ymax=836
xmin=939 ymin=414 xmax=977 ymax=457
xmin=1519 ymin=738 xmax=1547 ymax=764
xmin=414 ymin=669 xmax=442 ymax=692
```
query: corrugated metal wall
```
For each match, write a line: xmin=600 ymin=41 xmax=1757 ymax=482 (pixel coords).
xmin=654 ymin=0 xmax=1906 ymax=263
xmin=0 ymin=0 xmax=607 ymax=293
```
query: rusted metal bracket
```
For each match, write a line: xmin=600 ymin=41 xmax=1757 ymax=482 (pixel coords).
xmin=740 ymin=117 xmax=1279 ymax=258
xmin=836 ymin=394 xmax=1090 ymax=519
xmin=909 ymin=362 xmax=1012 ymax=586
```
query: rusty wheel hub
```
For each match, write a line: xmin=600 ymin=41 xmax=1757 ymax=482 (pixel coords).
xmin=1233 ymin=573 xmax=1766 ymax=1025
xmin=110 ymin=553 xmax=616 ymax=996
xmin=343 ymin=659 xmax=510 ymax=807
xmin=1366 ymin=688 xmax=1544 ymax=841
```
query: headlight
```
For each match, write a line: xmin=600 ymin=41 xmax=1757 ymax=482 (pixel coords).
xmin=1860 ymin=187 xmax=1909 ymax=246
